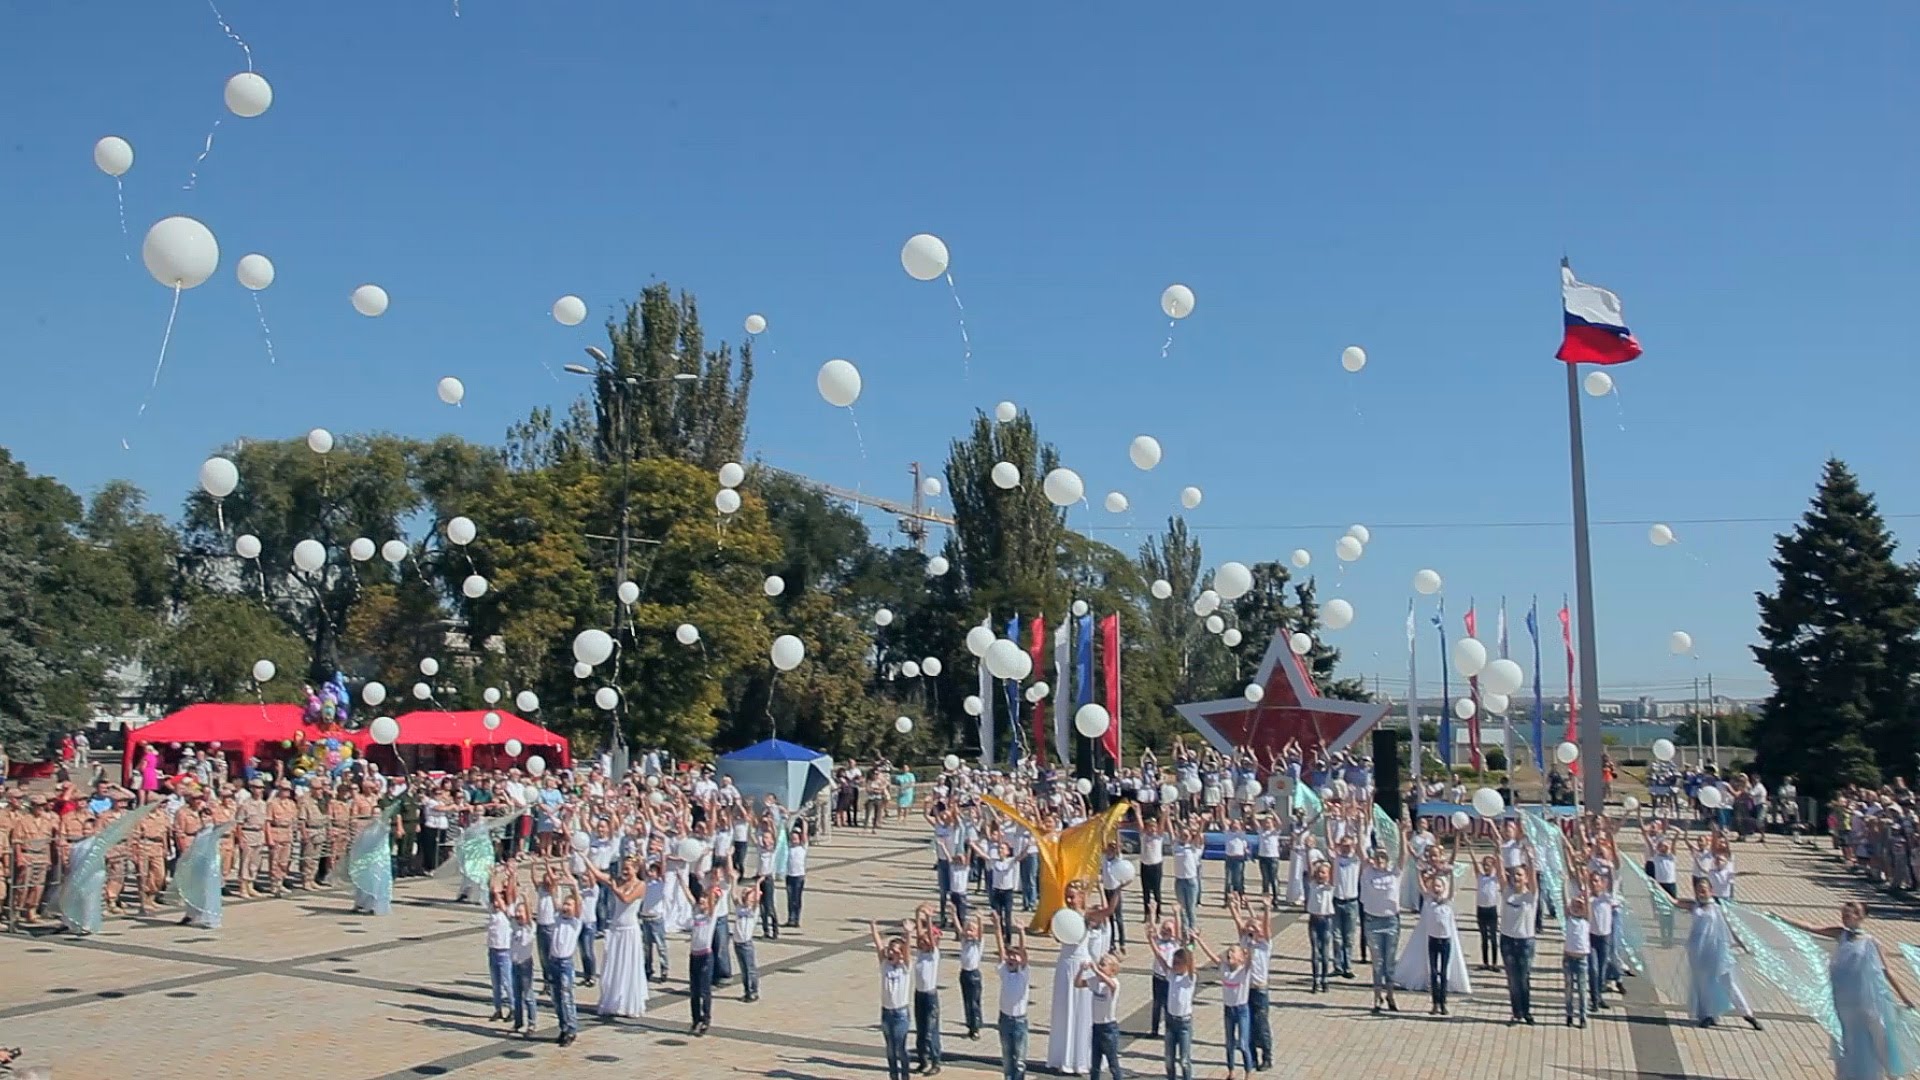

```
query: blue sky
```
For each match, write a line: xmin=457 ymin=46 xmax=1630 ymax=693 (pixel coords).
xmin=3 ymin=2 xmax=1916 ymax=700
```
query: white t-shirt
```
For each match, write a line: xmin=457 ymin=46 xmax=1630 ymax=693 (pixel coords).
xmin=1425 ymin=898 xmax=1457 ymax=938
xmin=1150 ymin=938 xmax=1177 ymax=978
xmin=959 ymin=938 xmax=983 ymax=973
xmin=998 ymin=963 xmax=1030 ymax=1017
xmin=1140 ymin=834 xmax=1166 ymax=866
xmin=1360 ymin=867 xmax=1400 ymax=917
xmin=913 ymin=949 xmax=940 ymax=992
xmin=486 ymin=910 xmax=513 ymax=950
xmin=535 ymin=888 xmax=557 ymax=927
xmin=1172 ymin=844 xmax=1203 ymax=881
xmin=1652 ymin=853 xmax=1678 ymax=884
xmin=424 ymin=799 xmax=450 ymax=831
xmin=733 ymin=906 xmax=755 ymax=941
xmin=1499 ymin=891 xmax=1538 ymax=939
xmin=1475 ymin=874 xmax=1501 ymax=909
xmin=1089 ymin=977 xmax=1119 ymax=1023
xmin=1306 ymin=882 xmax=1335 ymax=916
xmin=787 ymin=845 xmax=809 ymax=877
xmin=509 ymin=921 xmax=535 ymax=963
xmin=1100 ymin=857 xmax=1128 ymax=891
xmin=1333 ymin=856 xmax=1362 ymax=900
xmin=550 ymin=916 xmax=583 ymax=960
xmin=1589 ymin=895 xmax=1616 ymax=936
xmin=1257 ymin=830 xmax=1283 ymax=858
xmin=1706 ymin=863 xmax=1735 ymax=899
xmin=1245 ymin=937 xmax=1272 ymax=988
xmin=880 ymin=961 xmax=912 ymax=1010
xmin=991 ymin=857 xmax=1019 ymax=891
xmin=641 ymin=878 xmax=666 ymax=918
xmin=1224 ymin=834 xmax=1249 ymax=858
xmin=1563 ymin=916 xmax=1592 ymax=956
xmin=689 ymin=913 xmax=718 ymax=954
xmin=949 ymin=861 xmax=971 ymax=892
xmin=1165 ymin=972 xmax=1197 ymax=1019
xmin=1219 ymin=962 xmax=1250 ymax=1007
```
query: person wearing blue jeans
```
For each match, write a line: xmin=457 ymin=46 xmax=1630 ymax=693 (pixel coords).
xmin=1019 ymin=845 xmax=1039 ymax=912
xmin=687 ymin=889 xmax=721 ymax=1036
xmin=1162 ymin=952 xmax=1197 ymax=1080
xmin=1305 ymin=862 xmax=1337 ymax=992
xmin=1077 ymin=952 xmax=1124 ymax=1080
xmin=1223 ymin=831 xmax=1249 ymax=905
xmin=1191 ymin=930 xmax=1251 ymax=1079
xmin=509 ymin=910 xmax=539 ymax=1035
xmin=548 ymin=901 xmax=585 ymax=1046
xmin=485 ymin=901 xmax=514 ymax=1021
xmin=991 ymin=919 xmax=1032 ymax=1080
xmin=908 ymin=910 xmax=945 ymax=1075
xmin=1498 ymin=867 xmax=1540 ymax=1025
xmin=957 ymin=916 xmax=985 ymax=1037
xmin=1562 ymin=900 xmax=1593 ymax=1028
xmin=732 ymin=883 xmax=761 ymax=1002
xmin=871 ymin=920 xmax=914 ymax=1080
xmin=1331 ymin=844 xmax=1363 ymax=976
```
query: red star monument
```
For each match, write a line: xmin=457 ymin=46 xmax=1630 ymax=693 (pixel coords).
xmin=1175 ymin=626 xmax=1389 ymax=760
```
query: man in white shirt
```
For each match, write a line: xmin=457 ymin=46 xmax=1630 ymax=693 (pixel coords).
xmin=1498 ymin=866 xmax=1539 ymax=1025
xmin=547 ymin=888 xmax=585 ymax=1046
xmin=994 ymin=926 xmax=1031 ymax=1080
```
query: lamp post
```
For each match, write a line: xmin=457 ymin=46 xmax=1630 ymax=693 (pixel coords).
xmin=563 ymin=353 xmax=696 ymax=779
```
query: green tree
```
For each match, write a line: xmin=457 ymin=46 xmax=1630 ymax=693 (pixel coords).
xmin=593 ymin=283 xmax=754 ymax=470
xmin=942 ymin=411 xmax=1069 ymax=619
xmin=0 ymin=539 xmax=54 ymax=752
xmin=144 ymin=592 xmax=310 ymax=710
xmin=1751 ymin=459 xmax=1920 ymax=797
xmin=1130 ymin=517 xmax=1227 ymax=748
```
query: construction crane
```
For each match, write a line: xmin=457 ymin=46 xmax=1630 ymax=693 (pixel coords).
xmin=760 ymin=462 xmax=955 ymax=552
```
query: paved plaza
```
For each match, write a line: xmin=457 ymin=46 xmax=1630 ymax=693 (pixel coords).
xmin=0 ymin=823 xmax=1905 ymax=1079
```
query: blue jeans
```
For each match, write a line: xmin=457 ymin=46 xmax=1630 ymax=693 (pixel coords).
xmin=1364 ymin=913 xmax=1399 ymax=992
xmin=1163 ymin=1015 xmax=1193 ymax=1080
xmin=913 ymin=989 xmax=943 ymax=1067
xmin=1225 ymin=857 xmax=1247 ymax=897
xmin=936 ymin=862 xmax=953 ymax=923
xmin=535 ymin=925 xmax=554 ymax=987
xmin=991 ymin=888 xmax=1015 ymax=937
xmin=487 ymin=948 xmax=511 ymax=1013
xmin=1564 ymin=955 xmax=1590 ymax=1022
xmin=786 ymin=875 xmax=806 ymax=924
xmin=960 ymin=968 xmax=983 ymax=1034
xmin=734 ymin=938 xmax=759 ymax=998
xmin=1428 ymin=936 xmax=1453 ymax=1006
xmin=1257 ymin=856 xmax=1279 ymax=900
xmin=1091 ymin=1020 xmax=1122 ymax=1080
xmin=1332 ymin=898 xmax=1359 ymax=972
xmin=549 ymin=956 xmax=578 ymax=1035
xmin=643 ymin=915 xmax=669 ymax=979
xmin=713 ymin=915 xmax=734 ymax=982
xmin=510 ymin=957 xmax=538 ymax=1028
xmin=576 ymin=920 xmax=597 ymax=983
xmin=689 ymin=952 xmax=714 ymax=1025
xmin=1589 ymin=931 xmax=1613 ymax=1005
xmin=1174 ymin=878 xmax=1199 ymax=932
xmin=1222 ymin=1003 xmax=1251 ymax=1074
xmin=997 ymin=1012 xmax=1027 ymax=1080
xmin=1308 ymin=914 xmax=1334 ymax=986
xmin=1020 ymin=853 xmax=1039 ymax=910
xmin=1501 ymin=936 xmax=1536 ymax=1018
xmin=882 ymin=1006 xmax=912 ymax=1080
xmin=1248 ymin=987 xmax=1272 ymax=1068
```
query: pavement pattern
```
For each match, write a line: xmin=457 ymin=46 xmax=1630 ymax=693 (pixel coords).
xmin=0 ymin=824 xmax=1909 ymax=1079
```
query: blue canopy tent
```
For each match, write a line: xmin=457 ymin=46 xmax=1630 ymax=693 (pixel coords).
xmin=716 ymin=739 xmax=833 ymax=810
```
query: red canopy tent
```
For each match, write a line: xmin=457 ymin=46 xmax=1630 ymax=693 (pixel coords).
xmin=362 ymin=710 xmax=572 ymax=774
xmin=121 ymin=703 xmax=358 ymax=783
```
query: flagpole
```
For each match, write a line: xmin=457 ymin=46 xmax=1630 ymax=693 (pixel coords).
xmin=1565 ymin=360 xmax=1606 ymax=810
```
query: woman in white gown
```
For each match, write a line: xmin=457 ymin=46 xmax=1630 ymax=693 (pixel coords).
xmin=585 ymin=858 xmax=651 ymax=1018
xmin=1394 ymin=844 xmax=1471 ymax=1005
xmin=1048 ymin=884 xmax=1100 ymax=1075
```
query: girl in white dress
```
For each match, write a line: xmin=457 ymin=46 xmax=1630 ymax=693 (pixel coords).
xmin=1393 ymin=844 xmax=1471 ymax=1008
xmin=584 ymin=858 xmax=651 ymax=1017
xmin=1047 ymin=883 xmax=1101 ymax=1075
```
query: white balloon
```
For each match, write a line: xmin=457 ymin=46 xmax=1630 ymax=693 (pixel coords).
xmin=552 ymin=295 xmax=587 ymax=326
xmin=1068 ymin=600 xmax=1089 ymax=619
xmin=1193 ymin=591 xmax=1220 ymax=617
xmin=1347 ymin=525 xmax=1371 ymax=545
xmin=718 ymin=462 xmax=746 ymax=489
xmin=675 ymin=623 xmax=700 ymax=645
xmin=1324 ymin=598 xmax=1354 ymax=630
xmin=1160 ymin=284 xmax=1196 ymax=319
xmin=1413 ymin=569 xmax=1443 ymax=595
xmin=462 ymin=574 xmax=488 ymax=598
xmin=926 ymin=555 xmax=950 ymax=577
xmin=368 ymin=716 xmax=400 ymax=745
xmin=573 ymin=662 xmax=591 ymax=679
xmin=994 ymin=401 xmax=1018 ymax=424
xmin=143 ymin=216 xmax=219 ymax=289
xmin=199 ymin=456 xmax=238 ymax=498
xmin=771 ymin=634 xmax=806 ymax=671
xmin=1103 ymin=492 xmax=1129 ymax=514
xmin=306 ymin=428 xmax=334 ymax=455
xmin=380 ymin=540 xmax=409 ymax=564
xmin=348 ymin=537 xmax=375 ymax=562
xmin=1160 ymin=783 xmax=1180 ymax=804
xmin=437 ymin=377 xmax=465 ymax=405
xmin=93 ymin=136 xmax=133 ymax=177
xmin=1556 ymin=741 xmax=1580 ymax=765
xmin=1482 ymin=658 xmax=1525 ymax=696
xmin=874 ymin=608 xmax=894 ymax=627
xmin=446 ymin=516 xmax=477 ymax=546
xmin=483 ymin=687 xmax=501 ymax=705
xmin=1024 ymin=684 xmax=1045 ymax=704
xmin=1340 ymin=346 xmax=1367 ymax=373
xmin=900 ymin=234 xmax=950 ymax=281
xmin=574 ymin=629 xmax=615 ymax=667
xmin=1051 ymin=907 xmax=1088 ymax=945
xmin=1008 ymin=652 xmax=1033 ymax=681
xmin=922 ymin=658 xmax=943 ymax=677
xmin=224 ymin=72 xmax=273 ymax=118
xmin=943 ymin=754 xmax=961 ymax=772
xmin=1222 ymin=628 xmax=1243 ymax=647
xmin=1180 ymin=486 xmax=1203 ymax=510
xmin=1622 ymin=795 xmax=1641 ymax=814
xmin=351 ymin=284 xmax=389 ymax=317
xmin=526 ymin=755 xmax=547 ymax=777
xmin=990 ymin=462 xmax=1020 ymax=489
xmin=1649 ymin=523 xmax=1676 ymax=547
xmin=1289 ymin=632 xmax=1312 ymax=656
xmin=817 ymin=359 xmax=862 ymax=407
xmin=744 ymin=313 xmax=767 ymax=335
xmin=617 ymin=580 xmax=640 ymax=605
xmin=236 ymin=253 xmax=275 ymax=291
xmin=1214 ymin=561 xmax=1253 ymax=601
xmin=1452 ymin=638 xmax=1488 ymax=677
xmin=895 ymin=716 xmax=914 ymax=734
xmin=901 ymin=661 xmax=921 ymax=679
xmin=1669 ymin=630 xmax=1694 ymax=655
xmin=1483 ymin=691 xmax=1510 ymax=715
xmin=763 ymin=575 xmax=786 ymax=597
xmin=962 ymin=695 xmax=983 ymax=717
xmin=1205 ymin=614 xmax=1226 ymax=635
xmin=1290 ymin=549 xmax=1311 ymax=569
xmin=1075 ymin=778 xmax=1093 ymax=796
xmin=1042 ymin=468 xmax=1084 ymax=507
xmin=1584 ymin=370 xmax=1614 ymax=397
xmin=251 ymin=659 xmax=276 ymax=682
xmin=1245 ymin=683 xmax=1266 ymax=703
xmin=235 ymin=533 xmax=261 ymax=559
xmin=965 ymin=626 xmax=995 ymax=657
xmin=515 ymin=691 xmax=540 ymax=712
xmin=595 ymin=686 xmax=619 ymax=710
xmin=1074 ymin=704 xmax=1111 ymax=739
xmin=1335 ymin=536 xmax=1364 ymax=562
xmin=291 ymin=539 xmax=326 ymax=573
xmin=362 ymin=682 xmax=387 ymax=706
xmin=1698 ymin=785 xmax=1723 ymax=809
xmin=1128 ymin=435 xmax=1163 ymax=471
xmin=715 ymin=488 xmax=742 ymax=515
xmin=412 ymin=682 xmax=431 ymax=700
xmin=505 ymin=738 xmax=524 ymax=757
xmin=420 ymin=657 xmax=440 ymax=677
xmin=1453 ymin=697 xmax=1477 ymax=720
xmin=921 ymin=477 xmax=943 ymax=497
xmin=1150 ymin=579 xmax=1173 ymax=600
xmin=1183 ymin=777 xmax=1203 ymax=795
xmin=1652 ymin=738 xmax=1676 ymax=762
xmin=984 ymin=639 xmax=1025 ymax=680
xmin=1472 ymin=788 xmax=1506 ymax=818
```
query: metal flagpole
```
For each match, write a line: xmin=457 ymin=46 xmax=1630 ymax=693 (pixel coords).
xmin=1566 ymin=360 xmax=1606 ymax=810
xmin=1406 ymin=599 xmax=1420 ymax=820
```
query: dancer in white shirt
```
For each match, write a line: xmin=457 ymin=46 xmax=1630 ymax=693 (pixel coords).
xmin=990 ymin=914 xmax=1032 ymax=1080
xmin=871 ymin=920 xmax=915 ymax=1080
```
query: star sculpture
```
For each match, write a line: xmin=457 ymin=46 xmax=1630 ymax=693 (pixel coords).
xmin=1175 ymin=626 xmax=1390 ymax=761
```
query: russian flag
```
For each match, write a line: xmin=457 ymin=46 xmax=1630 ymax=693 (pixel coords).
xmin=1556 ymin=260 xmax=1642 ymax=365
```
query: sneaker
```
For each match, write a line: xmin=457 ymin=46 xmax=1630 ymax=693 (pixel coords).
xmin=1745 ymin=1016 xmax=1763 ymax=1032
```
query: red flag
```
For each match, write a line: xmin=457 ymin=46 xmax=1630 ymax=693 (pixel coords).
xmin=1558 ymin=600 xmax=1579 ymax=772
xmin=1099 ymin=614 xmax=1122 ymax=762
xmin=1029 ymin=616 xmax=1048 ymax=761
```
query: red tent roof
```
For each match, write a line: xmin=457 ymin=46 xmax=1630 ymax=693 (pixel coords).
xmin=122 ymin=703 xmax=350 ymax=779
xmin=387 ymin=710 xmax=572 ymax=767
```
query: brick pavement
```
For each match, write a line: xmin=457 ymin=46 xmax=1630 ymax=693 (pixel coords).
xmin=0 ymin=824 xmax=1895 ymax=1079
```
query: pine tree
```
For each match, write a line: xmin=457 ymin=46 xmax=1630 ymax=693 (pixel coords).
xmin=594 ymin=284 xmax=753 ymax=471
xmin=1752 ymin=459 xmax=1920 ymax=798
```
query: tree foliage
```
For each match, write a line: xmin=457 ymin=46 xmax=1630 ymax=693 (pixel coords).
xmin=592 ymin=283 xmax=753 ymax=470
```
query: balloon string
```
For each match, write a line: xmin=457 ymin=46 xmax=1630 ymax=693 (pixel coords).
xmin=114 ymin=178 xmax=129 ymax=259
xmin=845 ymin=405 xmax=868 ymax=460
xmin=206 ymin=0 xmax=254 ymax=70
xmin=184 ymin=118 xmax=221 ymax=191
xmin=944 ymin=272 xmax=972 ymax=379
xmin=135 ymin=283 xmax=183 ymax=419
xmin=1160 ymin=319 xmax=1175 ymax=360
xmin=252 ymin=557 xmax=269 ymax=606
xmin=215 ymin=499 xmax=226 ymax=533
xmin=252 ymin=292 xmax=278 ymax=365
xmin=1610 ymin=384 xmax=1626 ymax=432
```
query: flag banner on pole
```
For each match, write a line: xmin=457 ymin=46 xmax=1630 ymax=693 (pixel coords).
xmin=978 ymin=614 xmax=995 ymax=768
xmin=1527 ymin=597 xmax=1545 ymax=772
xmin=1433 ymin=597 xmax=1451 ymax=765
xmin=1498 ymin=598 xmax=1510 ymax=660
xmin=1075 ymin=616 xmax=1094 ymax=709
xmin=1007 ymin=615 xmax=1029 ymax=764
xmin=1559 ymin=598 xmax=1578 ymax=771
xmin=1052 ymin=621 xmax=1070 ymax=764
xmin=1556 ymin=260 xmax=1642 ymax=365
xmin=1099 ymin=614 xmax=1122 ymax=763
xmin=1406 ymin=599 xmax=1421 ymax=782
xmin=1464 ymin=601 xmax=1482 ymax=770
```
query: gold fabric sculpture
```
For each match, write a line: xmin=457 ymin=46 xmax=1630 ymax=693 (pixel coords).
xmin=981 ymin=796 xmax=1131 ymax=934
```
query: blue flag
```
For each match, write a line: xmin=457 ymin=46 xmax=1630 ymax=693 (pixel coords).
xmin=1527 ymin=597 xmax=1545 ymax=772
xmin=1075 ymin=615 xmax=1094 ymax=706
xmin=1005 ymin=615 xmax=1022 ymax=761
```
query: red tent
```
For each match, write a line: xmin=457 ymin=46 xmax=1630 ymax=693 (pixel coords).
xmin=121 ymin=703 xmax=357 ymax=783
xmin=364 ymin=710 xmax=572 ymax=774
